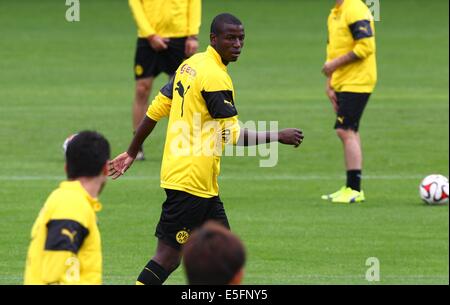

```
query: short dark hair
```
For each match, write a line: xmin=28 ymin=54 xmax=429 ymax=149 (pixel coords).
xmin=66 ymin=131 xmax=110 ymax=179
xmin=182 ymin=221 xmax=246 ymax=285
xmin=210 ymin=13 xmax=242 ymax=35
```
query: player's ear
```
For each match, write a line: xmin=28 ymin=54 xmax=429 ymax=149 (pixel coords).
xmin=64 ymin=163 xmax=68 ymax=174
xmin=102 ymin=162 xmax=109 ymax=176
xmin=210 ymin=33 xmax=217 ymax=46
xmin=228 ymin=268 xmax=244 ymax=285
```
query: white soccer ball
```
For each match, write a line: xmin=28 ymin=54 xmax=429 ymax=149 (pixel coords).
xmin=62 ymin=133 xmax=78 ymax=153
xmin=419 ymin=174 xmax=449 ymax=205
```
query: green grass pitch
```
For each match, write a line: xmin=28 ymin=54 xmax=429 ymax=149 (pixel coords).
xmin=0 ymin=0 xmax=448 ymax=284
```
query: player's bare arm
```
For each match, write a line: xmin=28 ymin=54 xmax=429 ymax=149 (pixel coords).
xmin=237 ymin=128 xmax=304 ymax=148
xmin=322 ymin=51 xmax=359 ymax=76
xmin=109 ymin=116 xmax=157 ymax=179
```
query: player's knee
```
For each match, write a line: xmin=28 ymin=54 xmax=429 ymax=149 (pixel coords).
xmin=155 ymin=255 xmax=181 ymax=274
xmin=168 ymin=260 xmax=181 ymax=274
xmin=336 ymin=128 xmax=356 ymax=141
xmin=135 ymin=80 xmax=152 ymax=101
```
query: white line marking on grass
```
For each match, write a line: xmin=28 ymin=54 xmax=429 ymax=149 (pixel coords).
xmin=0 ymin=175 xmax=425 ymax=181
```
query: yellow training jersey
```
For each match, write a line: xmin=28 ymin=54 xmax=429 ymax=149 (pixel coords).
xmin=327 ymin=0 xmax=377 ymax=93
xmin=129 ymin=0 xmax=201 ymax=38
xmin=24 ymin=181 xmax=102 ymax=285
xmin=147 ymin=46 xmax=241 ymax=198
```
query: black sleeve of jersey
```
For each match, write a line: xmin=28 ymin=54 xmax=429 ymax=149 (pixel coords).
xmin=160 ymin=77 xmax=175 ymax=99
xmin=201 ymin=90 xmax=238 ymax=119
xmin=45 ymin=220 xmax=89 ymax=254
xmin=349 ymin=20 xmax=373 ymax=40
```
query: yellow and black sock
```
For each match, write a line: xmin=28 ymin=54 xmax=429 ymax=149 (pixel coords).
xmin=136 ymin=260 xmax=168 ymax=285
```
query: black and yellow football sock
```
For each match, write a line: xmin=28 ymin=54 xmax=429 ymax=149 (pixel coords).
xmin=347 ymin=170 xmax=362 ymax=192
xmin=136 ymin=260 xmax=168 ymax=285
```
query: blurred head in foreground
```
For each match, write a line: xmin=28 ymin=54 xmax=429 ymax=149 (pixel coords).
xmin=183 ymin=221 xmax=246 ymax=285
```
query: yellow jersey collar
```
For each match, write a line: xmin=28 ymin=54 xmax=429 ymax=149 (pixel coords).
xmin=60 ymin=180 xmax=103 ymax=212
xmin=206 ymin=46 xmax=227 ymax=71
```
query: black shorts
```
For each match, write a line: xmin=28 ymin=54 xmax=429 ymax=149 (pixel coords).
xmin=334 ymin=92 xmax=371 ymax=132
xmin=155 ymin=189 xmax=230 ymax=250
xmin=134 ymin=37 xmax=187 ymax=79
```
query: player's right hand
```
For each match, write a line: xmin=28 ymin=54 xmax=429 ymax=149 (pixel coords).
xmin=108 ymin=152 xmax=135 ymax=180
xmin=148 ymin=35 xmax=169 ymax=52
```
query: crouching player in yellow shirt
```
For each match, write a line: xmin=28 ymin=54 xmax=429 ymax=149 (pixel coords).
xmin=24 ymin=131 xmax=110 ymax=284
xmin=322 ymin=0 xmax=377 ymax=203
xmin=109 ymin=14 xmax=304 ymax=285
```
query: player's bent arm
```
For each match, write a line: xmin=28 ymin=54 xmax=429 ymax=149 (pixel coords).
xmin=353 ymin=37 xmax=375 ymax=59
xmin=147 ymin=79 xmax=174 ymax=121
xmin=348 ymin=16 xmax=375 ymax=59
xmin=130 ymin=80 xmax=175 ymax=157
xmin=127 ymin=116 xmax=157 ymax=158
xmin=126 ymin=80 xmax=174 ymax=158
xmin=323 ymin=51 xmax=359 ymax=76
xmin=237 ymin=128 xmax=304 ymax=147
xmin=109 ymin=117 xmax=157 ymax=179
xmin=128 ymin=0 xmax=156 ymax=37
xmin=41 ymin=219 xmax=89 ymax=284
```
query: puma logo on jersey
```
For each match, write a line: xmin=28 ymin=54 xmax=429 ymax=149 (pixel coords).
xmin=224 ymin=100 xmax=234 ymax=107
xmin=61 ymin=228 xmax=77 ymax=243
xmin=359 ymin=26 xmax=369 ymax=33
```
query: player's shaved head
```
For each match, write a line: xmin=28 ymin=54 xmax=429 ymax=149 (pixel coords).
xmin=210 ymin=13 xmax=245 ymax=65
xmin=210 ymin=13 xmax=242 ymax=35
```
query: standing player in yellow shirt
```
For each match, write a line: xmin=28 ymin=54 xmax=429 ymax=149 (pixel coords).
xmin=24 ymin=131 xmax=110 ymax=284
xmin=129 ymin=0 xmax=201 ymax=160
xmin=109 ymin=14 xmax=304 ymax=285
xmin=321 ymin=0 xmax=377 ymax=203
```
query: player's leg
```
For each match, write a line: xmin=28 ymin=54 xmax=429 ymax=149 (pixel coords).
xmin=207 ymin=196 xmax=231 ymax=230
xmin=323 ymin=92 xmax=369 ymax=202
xmin=133 ymin=77 xmax=153 ymax=130
xmin=133 ymin=38 xmax=161 ymax=160
xmin=136 ymin=189 xmax=184 ymax=285
xmin=136 ymin=239 xmax=181 ymax=285
xmin=136 ymin=189 xmax=212 ymax=284
xmin=336 ymin=128 xmax=362 ymax=191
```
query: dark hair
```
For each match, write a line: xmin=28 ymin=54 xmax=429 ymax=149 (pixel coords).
xmin=182 ymin=221 xmax=246 ymax=285
xmin=210 ymin=13 xmax=242 ymax=35
xmin=66 ymin=131 xmax=110 ymax=179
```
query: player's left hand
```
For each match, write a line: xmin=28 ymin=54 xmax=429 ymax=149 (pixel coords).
xmin=278 ymin=128 xmax=304 ymax=148
xmin=185 ymin=36 xmax=199 ymax=58
xmin=322 ymin=61 xmax=338 ymax=76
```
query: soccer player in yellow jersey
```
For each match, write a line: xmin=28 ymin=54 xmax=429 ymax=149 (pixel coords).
xmin=109 ymin=14 xmax=304 ymax=285
xmin=129 ymin=0 xmax=201 ymax=160
xmin=24 ymin=131 xmax=110 ymax=284
xmin=321 ymin=0 xmax=377 ymax=203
